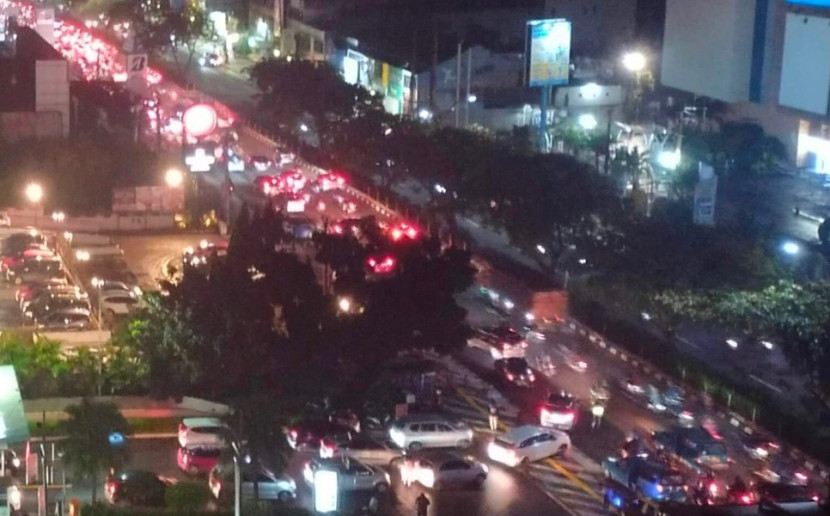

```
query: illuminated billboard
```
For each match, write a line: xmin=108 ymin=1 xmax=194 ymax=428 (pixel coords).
xmin=786 ymin=0 xmax=830 ymax=6
xmin=525 ymin=19 xmax=571 ymax=87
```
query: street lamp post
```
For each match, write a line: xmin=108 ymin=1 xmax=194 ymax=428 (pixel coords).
xmin=622 ymin=51 xmax=647 ymax=121
xmin=230 ymin=442 xmax=242 ymax=516
xmin=91 ymin=277 xmax=104 ymax=396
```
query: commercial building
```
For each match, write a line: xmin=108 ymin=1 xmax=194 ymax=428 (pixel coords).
xmin=661 ymin=0 xmax=830 ymax=171
xmin=0 ymin=26 xmax=70 ymax=139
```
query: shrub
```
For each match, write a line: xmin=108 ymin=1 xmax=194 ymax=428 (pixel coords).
xmin=164 ymin=482 xmax=211 ymax=513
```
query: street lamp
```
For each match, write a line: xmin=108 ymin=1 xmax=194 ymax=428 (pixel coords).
xmin=25 ymin=182 xmax=43 ymax=225
xmin=578 ymin=113 xmax=598 ymax=131
xmin=622 ymin=51 xmax=646 ymax=73
xmin=91 ymin=277 xmax=105 ymax=395
xmin=337 ymin=297 xmax=352 ymax=314
xmin=781 ymin=241 xmax=800 ymax=256
xmin=165 ymin=167 xmax=184 ymax=188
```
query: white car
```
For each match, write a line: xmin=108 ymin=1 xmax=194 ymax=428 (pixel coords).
xmin=210 ymin=464 xmax=296 ymax=503
xmin=487 ymin=425 xmax=571 ymax=466
xmin=99 ymin=290 xmax=139 ymax=316
xmin=399 ymin=453 xmax=488 ymax=489
xmin=302 ymin=457 xmax=391 ymax=493
xmin=389 ymin=416 xmax=473 ymax=451
xmin=319 ymin=436 xmax=403 ymax=467
xmin=0 ymin=213 xmax=11 ymax=227
xmin=178 ymin=418 xmax=229 ymax=449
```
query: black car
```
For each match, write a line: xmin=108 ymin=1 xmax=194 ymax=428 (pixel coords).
xmin=36 ymin=309 xmax=92 ymax=331
xmin=1 ymin=232 xmax=46 ymax=258
xmin=754 ymin=482 xmax=821 ymax=513
xmin=286 ymin=419 xmax=355 ymax=451
xmin=494 ymin=357 xmax=535 ymax=387
xmin=25 ymin=293 xmax=90 ymax=320
xmin=105 ymin=470 xmax=170 ymax=507
xmin=7 ymin=257 xmax=62 ymax=285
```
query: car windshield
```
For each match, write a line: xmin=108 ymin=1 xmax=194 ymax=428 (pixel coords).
xmin=505 ymin=358 xmax=529 ymax=371
xmin=547 ymin=394 xmax=574 ymax=409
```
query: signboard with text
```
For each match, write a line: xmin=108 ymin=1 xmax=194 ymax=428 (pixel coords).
xmin=112 ymin=186 xmax=185 ymax=213
xmin=126 ymin=54 xmax=147 ymax=77
xmin=525 ymin=19 xmax=571 ymax=87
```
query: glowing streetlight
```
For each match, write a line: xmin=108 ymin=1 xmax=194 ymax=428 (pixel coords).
xmin=25 ymin=182 xmax=43 ymax=204
xmin=165 ymin=167 xmax=184 ymax=188
xmin=622 ymin=51 xmax=646 ymax=73
xmin=299 ymin=123 xmax=309 ymax=133
xmin=781 ymin=241 xmax=800 ymax=256
xmin=578 ymin=113 xmax=598 ymax=131
xmin=337 ymin=297 xmax=352 ymax=313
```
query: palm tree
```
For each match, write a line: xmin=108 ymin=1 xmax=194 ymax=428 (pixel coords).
xmin=60 ymin=399 xmax=132 ymax=502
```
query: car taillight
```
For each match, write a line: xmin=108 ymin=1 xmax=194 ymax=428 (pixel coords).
xmin=506 ymin=373 xmax=514 ymax=381
xmin=740 ymin=494 xmax=752 ymax=504
xmin=182 ymin=453 xmax=189 ymax=464
xmin=521 ymin=341 xmax=528 ymax=348
xmin=541 ymin=407 xmax=549 ymax=417
xmin=812 ymin=494 xmax=821 ymax=502
xmin=290 ymin=429 xmax=298 ymax=439
xmin=106 ymin=483 xmax=115 ymax=496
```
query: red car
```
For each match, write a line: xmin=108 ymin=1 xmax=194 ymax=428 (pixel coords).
xmin=176 ymin=447 xmax=221 ymax=475
xmin=279 ymin=170 xmax=307 ymax=193
xmin=15 ymin=277 xmax=69 ymax=304
xmin=1 ymin=247 xmax=53 ymax=274
xmin=315 ymin=172 xmax=346 ymax=191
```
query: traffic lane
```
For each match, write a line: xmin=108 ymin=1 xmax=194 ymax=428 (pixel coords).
xmin=286 ymin=438 xmax=574 ymax=516
xmin=114 ymin=234 xmax=227 ymax=291
xmin=539 ymin=327 xmax=775 ymax=487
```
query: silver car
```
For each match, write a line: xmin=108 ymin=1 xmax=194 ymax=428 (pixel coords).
xmin=487 ymin=425 xmax=571 ymax=467
xmin=389 ymin=415 xmax=473 ymax=451
xmin=400 ymin=453 xmax=488 ymax=489
xmin=303 ymin=457 xmax=391 ymax=493
xmin=209 ymin=464 xmax=296 ymax=502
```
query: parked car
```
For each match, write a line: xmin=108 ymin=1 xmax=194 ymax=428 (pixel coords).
xmin=754 ymin=481 xmax=821 ymax=513
xmin=209 ymin=464 xmax=296 ymax=503
xmin=35 ymin=309 xmax=92 ymax=331
xmin=25 ymin=292 xmax=90 ymax=321
xmin=105 ymin=470 xmax=170 ymax=507
xmin=6 ymin=257 xmax=62 ymax=285
xmin=20 ymin=284 xmax=79 ymax=311
xmin=494 ymin=357 xmax=535 ymax=387
xmin=487 ymin=425 xmax=571 ymax=466
xmin=302 ymin=457 xmax=390 ymax=493
xmin=388 ymin=415 xmax=473 ymax=451
xmin=0 ymin=212 xmax=10 ymax=227
xmin=99 ymin=290 xmax=140 ymax=317
xmin=539 ymin=392 xmax=578 ymax=431
xmin=177 ymin=446 xmax=222 ymax=476
xmin=398 ymin=452 xmax=488 ymax=489
xmin=1 ymin=232 xmax=45 ymax=258
xmin=286 ymin=419 xmax=355 ymax=451
xmin=15 ymin=277 xmax=70 ymax=304
xmin=601 ymin=456 xmax=687 ymax=503
xmin=319 ymin=436 xmax=402 ymax=466
xmin=177 ymin=418 xmax=229 ymax=449
xmin=1 ymin=246 xmax=53 ymax=274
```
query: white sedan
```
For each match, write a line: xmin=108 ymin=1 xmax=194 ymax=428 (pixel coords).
xmin=487 ymin=425 xmax=571 ymax=466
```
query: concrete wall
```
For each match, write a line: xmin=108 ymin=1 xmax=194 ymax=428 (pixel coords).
xmin=662 ymin=0 xmax=757 ymax=102
xmin=35 ymin=60 xmax=69 ymax=136
xmin=0 ymin=111 xmax=63 ymax=141
xmin=4 ymin=208 xmax=177 ymax=232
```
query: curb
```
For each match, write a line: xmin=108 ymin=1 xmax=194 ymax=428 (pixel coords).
xmin=564 ymin=317 xmax=830 ymax=480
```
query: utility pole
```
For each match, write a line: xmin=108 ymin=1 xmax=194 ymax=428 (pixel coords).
xmin=430 ymin=18 xmax=437 ymax=110
xmin=454 ymin=41 xmax=462 ymax=128
xmin=464 ymin=47 xmax=472 ymax=127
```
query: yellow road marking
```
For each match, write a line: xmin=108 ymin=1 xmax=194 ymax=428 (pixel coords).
xmin=456 ymin=387 xmax=604 ymax=503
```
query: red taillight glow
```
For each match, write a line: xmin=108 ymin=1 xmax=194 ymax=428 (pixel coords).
xmin=740 ymin=494 xmax=752 ymax=504
xmin=106 ymin=483 xmax=115 ymax=496
xmin=391 ymin=228 xmax=403 ymax=241
xmin=290 ymin=429 xmax=298 ymax=439
xmin=796 ymin=472 xmax=808 ymax=482
xmin=812 ymin=494 xmax=820 ymax=502
xmin=506 ymin=373 xmax=514 ymax=381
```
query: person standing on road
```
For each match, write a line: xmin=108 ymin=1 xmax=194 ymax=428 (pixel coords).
xmin=488 ymin=399 xmax=500 ymax=432
xmin=415 ymin=492 xmax=430 ymax=516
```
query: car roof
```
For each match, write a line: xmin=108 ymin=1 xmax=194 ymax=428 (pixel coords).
xmin=501 ymin=425 xmax=556 ymax=443
xmin=181 ymin=417 xmax=226 ymax=428
xmin=396 ymin=414 xmax=450 ymax=423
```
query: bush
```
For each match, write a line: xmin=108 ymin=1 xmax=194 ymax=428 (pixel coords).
xmin=81 ymin=503 xmax=312 ymax=516
xmin=164 ymin=482 xmax=211 ymax=513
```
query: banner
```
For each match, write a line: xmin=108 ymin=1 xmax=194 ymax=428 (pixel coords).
xmin=693 ymin=162 xmax=717 ymax=226
xmin=526 ymin=19 xmax=571 ymax=87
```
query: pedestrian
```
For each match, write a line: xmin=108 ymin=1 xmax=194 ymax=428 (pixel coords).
xmin=415 ymin=492 xmax=430 ymax=516
xmin=488 ymin=399 xmax=500 ymax=432
xmin=591 ymin=403 xmax=605 ymax=429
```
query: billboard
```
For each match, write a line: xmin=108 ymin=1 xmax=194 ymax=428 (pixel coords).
xmin=786 ymin=0 xmax=830 ymax=6
xmin=113 ymin=186 xmax=185 ymax=213
xmin=525 ymin=19 xmax=571 ymax=87
xmin=779 ymin=13 xmax=830 ymax=115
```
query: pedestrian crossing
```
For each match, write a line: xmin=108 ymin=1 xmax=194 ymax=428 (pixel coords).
xmin=441 ymin=387 xmax=607 ymax=516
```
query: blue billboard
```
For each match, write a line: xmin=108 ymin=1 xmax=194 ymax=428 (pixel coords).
xmin=525 ymin=19 xmax=571 ymax=87
xmin=786 ymin=0 xmax=830 ymax=6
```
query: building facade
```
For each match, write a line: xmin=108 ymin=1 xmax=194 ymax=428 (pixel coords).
xmin=662 ymin=0 xmax=830 ymax=170
xmin=0 ymin=26 xmax=69 ymax=138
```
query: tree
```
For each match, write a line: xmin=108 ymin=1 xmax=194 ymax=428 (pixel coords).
xmin=114 ymin=0 xmax=212 ymax=75
xmin=249 ymin=59 xmax=381 ymax=138
xmin=165 ymin=481 xmax=211 ymax=512
xmin=60 ymin=399 xmax=131 ymax=503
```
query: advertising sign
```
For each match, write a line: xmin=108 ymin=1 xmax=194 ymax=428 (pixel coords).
xmin=185 ymin=147 xmax=217 ymax=173
xmin=786 ymin=0 xmax=830 ymax=6
xmin=112 ymin=186 xmax=185 ymax=213
xmin=693 ymin=162 xmax=717 ymax=226
xmin=313 ymin=469 xmax=338 ymax=513
xmin=526 ymin=19 xmax=571 ymax=87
